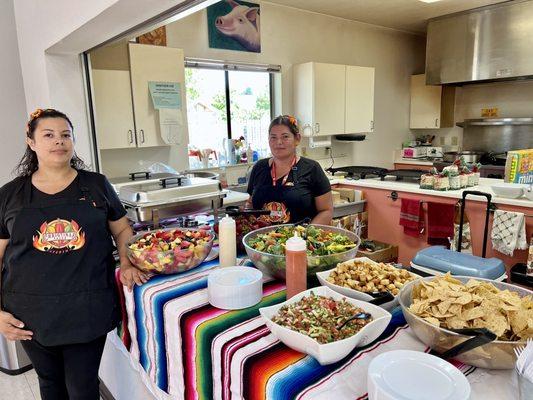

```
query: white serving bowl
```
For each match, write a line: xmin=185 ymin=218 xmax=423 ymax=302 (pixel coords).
xmin=259 ymin=286 xmax=391 ymax=365
xmin=208 ymin=266 xmax=263 ymax=310
xmin=490 ymin=182 xmax=525 ymax=199
xmin=316 ymin=258 xmax=421 ymax=311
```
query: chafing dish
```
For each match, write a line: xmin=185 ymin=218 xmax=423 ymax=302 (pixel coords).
xmin=109 ymin=170 xmax=219 ymax=194
xmin=118 ymin=176 xmax=224 ymax=225
xmin=399 ymin=276 xmax=531 ymax=369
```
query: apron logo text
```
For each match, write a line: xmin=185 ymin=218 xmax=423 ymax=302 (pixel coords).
xmin=33 ymin=218 xmax=86 ymax=254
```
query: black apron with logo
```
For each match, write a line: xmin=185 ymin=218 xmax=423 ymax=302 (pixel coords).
xmin=252 ymin=163 xmax=318 ymax=223
xmin=1 ymin=172 xmax=119 ymax=346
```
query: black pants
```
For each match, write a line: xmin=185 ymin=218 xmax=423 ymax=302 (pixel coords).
xmin=21 ymin=335 xmax=106 ymax=400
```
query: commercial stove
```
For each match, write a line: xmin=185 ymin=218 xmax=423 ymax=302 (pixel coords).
xmin=327 ymin=166 xmax=389 ymax=179
xmin=327 ymin=166 xmax=426 ymax=181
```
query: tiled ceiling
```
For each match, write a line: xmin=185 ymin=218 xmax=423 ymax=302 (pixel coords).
xmin=264 ymin=0 xmax=509 ymax=33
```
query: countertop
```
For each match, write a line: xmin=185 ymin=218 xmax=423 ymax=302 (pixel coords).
xmin=225 ymin=178 xmax=533 ymax=208
xmin=394 ymin=158 xmax=435 ymax=166
xmin=222 ymin=190 xmax=249 ymax=206
xmin=329 ymin=177 xmax=533 ymax=208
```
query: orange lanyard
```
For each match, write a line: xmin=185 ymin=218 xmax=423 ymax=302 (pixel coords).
xmin=271 ymin=156 xmax=297 ymax=186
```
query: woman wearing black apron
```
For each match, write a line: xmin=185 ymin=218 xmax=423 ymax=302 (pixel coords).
xmin=246 ymin=115 xmax=333 ymax=225
xmin=0 ymin=109 xmax=147 ymax=400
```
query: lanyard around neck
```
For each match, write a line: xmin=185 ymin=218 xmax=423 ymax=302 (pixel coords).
xmin=271 ymin=156 xmax=297 ymax=187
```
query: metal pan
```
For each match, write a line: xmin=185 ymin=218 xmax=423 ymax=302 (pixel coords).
xmin=398 ymin=276 xmax=531 ymax=369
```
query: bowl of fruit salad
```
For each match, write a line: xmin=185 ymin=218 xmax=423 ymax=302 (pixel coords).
xmin=243 ymin=224 xmax=360 ymax=279
xmin=127 ymin=227 xmax=214 ymax=274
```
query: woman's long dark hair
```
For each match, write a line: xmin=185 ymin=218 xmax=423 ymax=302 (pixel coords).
xmin=14 ymin=108 xmax=87 ymax=177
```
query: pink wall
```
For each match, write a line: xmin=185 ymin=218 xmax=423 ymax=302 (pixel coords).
xmin=342 ymin=185 xmax=532 ymax=272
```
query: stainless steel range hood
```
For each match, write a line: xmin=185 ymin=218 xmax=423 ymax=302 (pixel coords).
xmin=426 ymin=1 xmax=533 ymax=85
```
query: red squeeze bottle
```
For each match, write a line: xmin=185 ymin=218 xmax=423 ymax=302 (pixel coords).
xmin=285 ymin=233 xmax=307 ymax=299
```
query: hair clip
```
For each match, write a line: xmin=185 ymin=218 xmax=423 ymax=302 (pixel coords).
xmin=287 ymin=115 xmax=297 ymax=126
xmin=29 ymin=108 xmax=44 ymax=121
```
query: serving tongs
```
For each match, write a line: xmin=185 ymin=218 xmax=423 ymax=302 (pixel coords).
xmin=336 ymin=292 xmax=394 ymax=330
xmin=224 ymin=206 xmax=271 ymax=217
xmin=431 ymin=328 xmax=498 ymax=360
xmin=292 ymin=217 xmax=312 ymax=239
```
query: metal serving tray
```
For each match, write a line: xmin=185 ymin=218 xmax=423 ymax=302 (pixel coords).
xmin=118 ymin=176 xmax=224 ymax=223
xmin=118 ymin=177 xmax=220 ymax=204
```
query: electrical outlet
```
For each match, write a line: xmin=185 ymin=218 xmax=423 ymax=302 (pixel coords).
xmin=439 ymin=137 xmax=445 ymax=145
xmin=451 ymin=136 xmax=458 ymax=146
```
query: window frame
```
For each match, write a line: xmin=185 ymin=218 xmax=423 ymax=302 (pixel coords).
xmin=184 ymin=58 xmax=280 ymax=141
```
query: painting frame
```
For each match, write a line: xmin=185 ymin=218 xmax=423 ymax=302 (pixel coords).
xmin=207 ymin=0 xmax=261 ymax=53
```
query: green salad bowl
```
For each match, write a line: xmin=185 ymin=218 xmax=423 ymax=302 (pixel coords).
xmin=243 ymin=224 xmax=361 ymax=280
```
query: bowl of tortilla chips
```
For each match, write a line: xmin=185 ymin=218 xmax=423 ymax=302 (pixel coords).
xmin=398 ymin=274 xmax=533 ymax=369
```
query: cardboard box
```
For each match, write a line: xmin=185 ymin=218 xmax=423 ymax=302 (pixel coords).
xmin=356 ymin=240 xmax=399 ymax=263
xmin=334 ymin=187 xmax=356 ymax=202
xmin=505 ymin=149 xmax=533 ymax=184
xmin=331 ymin=190 xmax=343 ymax=204
xmin=333 ymin=211 xmax=368 ymax=238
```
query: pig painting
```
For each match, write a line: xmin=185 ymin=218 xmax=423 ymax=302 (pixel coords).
xmin=207 ymin=0 xmax=261 ymax=53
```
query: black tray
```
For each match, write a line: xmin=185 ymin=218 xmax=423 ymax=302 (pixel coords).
xmin=380 ymin=169 xmax=426 ymax=181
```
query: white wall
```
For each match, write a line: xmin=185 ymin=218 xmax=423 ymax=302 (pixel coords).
xmin=11 ymin=0 xmax=191 ymax=173
xmin=163 ymin=2 xmax=426 ymax=169
xmin=0 ymin=0 xmax=28 ymax=185
xmin=96 ymin=1 xmax=425 ymax=176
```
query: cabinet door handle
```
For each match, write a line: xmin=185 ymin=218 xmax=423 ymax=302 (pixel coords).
xmin=314 ymin=123 xmax=320 ymax=134
xmin=128 ymin=130 xmax=133 ymax=144
xmin=140 ymin=129 xmax=145 ymax=143
xmin=435 ymin=118 xmax=439 ymax=127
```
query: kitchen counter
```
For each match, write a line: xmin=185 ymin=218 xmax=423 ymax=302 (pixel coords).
xmin=222 ymin=190 xmax=249 ymax=207
xmin=225 ymin=178 xmax=532 ymax=208
xmin=393 ymin=158 xmax=435 ymax=166
xmin=330 ymin=177 xmax=533 ymax=208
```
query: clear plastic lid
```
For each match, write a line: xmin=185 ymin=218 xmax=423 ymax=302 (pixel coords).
xmin=286 ymin=232 xmax=306 ymax=252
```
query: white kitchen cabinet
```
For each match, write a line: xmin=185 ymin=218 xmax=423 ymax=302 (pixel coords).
xmin=409 ymin=74 xmax=455 ymax=129
xmin=345 ymin=65 xmax=375 ymax=133
xmin=128 ymin=43 xmax=188 ymax=147
xmin=92 ymin=69 xmax=136 ymax=150
xmin=293 ymin=62 xmax=375 ymax=137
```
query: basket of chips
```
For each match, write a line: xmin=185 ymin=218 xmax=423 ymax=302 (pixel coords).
xmin=399 ymin=274 xmax=533 ymax=369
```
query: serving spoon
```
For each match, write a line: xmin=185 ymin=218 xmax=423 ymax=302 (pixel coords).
xmin=336 ymin=312 xmax=372 ymax=330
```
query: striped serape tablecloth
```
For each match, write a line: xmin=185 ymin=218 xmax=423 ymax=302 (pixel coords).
xmin=114 ymin=260 xmax=518 ymax=400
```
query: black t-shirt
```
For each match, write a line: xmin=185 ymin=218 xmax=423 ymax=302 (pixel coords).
xmin=246 ymin=157 xmax=331 ymax=222
xmin=0 ymin=170 xmax=126 ymax=240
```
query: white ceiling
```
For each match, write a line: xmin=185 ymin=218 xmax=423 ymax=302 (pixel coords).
xmin=264 ymin=0 xmax=509 ymax=33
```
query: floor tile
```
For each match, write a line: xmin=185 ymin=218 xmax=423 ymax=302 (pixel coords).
xmin=24 ymin=369 xmax=40 ymax=399
xmin=0 ymin=371 xmax=35 ymax=399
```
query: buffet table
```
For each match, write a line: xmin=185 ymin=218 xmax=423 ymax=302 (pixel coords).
xmin=97 ymin=260 xmax=522 ymax=400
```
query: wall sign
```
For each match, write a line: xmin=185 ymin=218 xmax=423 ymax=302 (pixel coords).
xmin=149 ymin=81 xmax=182 ymax=109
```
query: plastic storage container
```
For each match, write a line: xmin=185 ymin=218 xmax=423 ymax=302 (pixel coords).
xmin=411 ymin=246 xmax=506 ymax=281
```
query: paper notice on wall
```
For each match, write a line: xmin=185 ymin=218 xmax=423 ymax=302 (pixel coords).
xmin=158 ymin=108 xmax=184 ymax=145
xmin=149 ymin=81 xmax=181 ymax=109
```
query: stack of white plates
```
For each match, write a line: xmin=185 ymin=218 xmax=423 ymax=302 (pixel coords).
xmin=367 ymin=350 xmax=471 ymax=400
